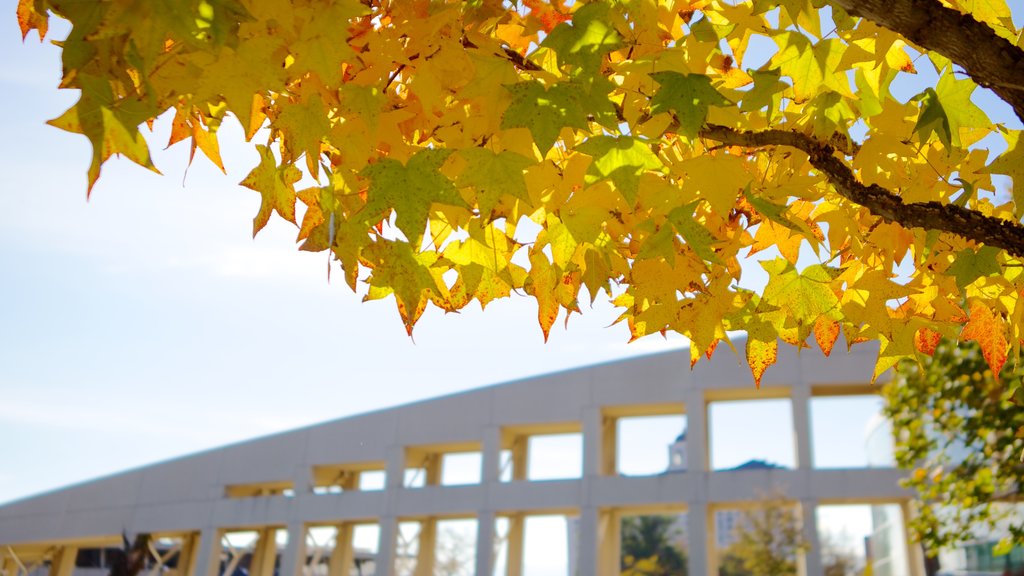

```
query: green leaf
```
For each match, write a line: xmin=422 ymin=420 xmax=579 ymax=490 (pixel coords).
xmin=761 ymin=259 xmax=839 ymax=337
xmin=576 ymin=136 xmax=664 ymax=203
xmin=771 ymin=33 xmax=848 ymax=101
xmin=359 ymin=149 xmax=465 ymax=244
xmin=740 ymin=69 xmax=788 ymax=121
xmin=743 ymin=185 xmax=818 ymax=240
xmin=541 ymin=2 xmax=622 ymax=73
xmin=456 ymin=149 xmax=534 ymax=217
xmin=947 ymin=246 xmax=1001 ymax=288
xmin=914 ymin=88 xmax=952 ymax=148
xmin=915 ymin=65 xmax=990 ymax=148
xmin=667 ymin=202 xmax=720 ymax=264
xmin=501 ymin=81 xmax=589 ymax=154
xmin=649 ymin=72 xmax=730 ymax=139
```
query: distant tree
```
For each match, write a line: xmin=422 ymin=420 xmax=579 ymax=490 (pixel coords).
xmin=820 ymin=530 xmax=859 ymax=576
xmin=433 ymin=528 xmax=472 ymax=576
xmin=886 ymin=339 xmax=1024 ymax=552
xmin=725 ymin=499 xmax=806 ymax=576
xmin=620 ymin=515 xmax=687 ymax=575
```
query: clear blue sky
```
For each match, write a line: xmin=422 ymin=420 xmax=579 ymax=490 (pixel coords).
xmin=5 ymin=2 xmax=1002 ymax=571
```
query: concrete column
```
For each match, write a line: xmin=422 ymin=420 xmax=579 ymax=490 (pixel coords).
xmin=576 ymin=507 xmax=598 ymax=575
xmin=189 ymin=529 xmax=223 ymax=576
xmin=475 ymin=511 xmax=496 ymax=576
xmin=386 ymin=445 xmax=405 ymax=491
xmin=901 ymin=501 xmax=927 ymax=576
xmin=249 ymin=527 xmax=278 ymax=576
xmin=481 ymin=427 xmax=502 ymax=484
xmin=279 ymin=522 xmax=307 ymax=576
xmin=596 ymin=509 xmax=621 ymax=576
xmin=686 ymin=503 xmax=710 ymax=576
xmin=376 ymin=517 xmax=398 ymax=576
xmin=414 ymin=518 xmax=437 ymax=576
xmin=505 ymin=514 xmax=525 ymax=576
xmin=583 ymin=408 xmax=613 ymax=478
xmin=798 ymin=500 xmax=823 ymax=576
xmin=684 ymin=390 xmax=708 ymax=472
xmin=791 ymin=385 xmax=813 ymax=470
xmin=47 ymin=546 xmax=76 ymax=576
xmin=327 ymin=523 xmax=355 ymax=576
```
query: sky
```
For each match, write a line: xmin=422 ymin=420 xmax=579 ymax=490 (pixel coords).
xmin=3 ymin=1 xmax=1008 ymax=572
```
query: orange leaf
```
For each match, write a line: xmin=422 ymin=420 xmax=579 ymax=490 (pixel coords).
xmin=813 ymin=316 xmax=839 ymax=357
xmin=960 ymin=303 xmax=1008 ymax=377
xmin=914 ymin=327 xmax=942 ymax=356
xmin=17 ymin=0 xmax=47 ymax=41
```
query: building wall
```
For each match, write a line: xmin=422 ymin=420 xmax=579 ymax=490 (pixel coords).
xmin=0 ymin=340 xmax=923 ymax=576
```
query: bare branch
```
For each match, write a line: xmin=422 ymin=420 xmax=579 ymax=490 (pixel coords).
xmin=830 ymin=0 xmax=1024 ymax=123
xmin=700 ymin=124 xmax=1024 ymax=258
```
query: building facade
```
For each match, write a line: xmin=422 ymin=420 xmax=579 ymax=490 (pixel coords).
xmin=0 ymin=341 xmax=925 ymax=576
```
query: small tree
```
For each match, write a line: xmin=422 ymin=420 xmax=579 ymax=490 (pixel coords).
xmin=886 ymin=339 xmax=1024 ymax=552
xmin=820 ymin=530 xmax=859 ymax=576
xmin=620 ymin=515 xmax=687 ymax=575
xmin=725 ymin=499 xmax=806 ymax=576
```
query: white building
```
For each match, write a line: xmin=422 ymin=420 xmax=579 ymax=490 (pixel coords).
xmin=0 ymin=340 xmax=925 ymax=576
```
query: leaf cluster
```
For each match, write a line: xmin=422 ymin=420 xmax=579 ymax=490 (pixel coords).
xmin=16 ymin=0 xmax=1024 ymax=386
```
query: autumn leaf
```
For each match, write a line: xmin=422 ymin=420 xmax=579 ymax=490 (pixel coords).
xmin=359 ymin=149 xmax=466 ymax=244
xmin=961 ymin=302 xmax=1009 ymax=377
xmin=241 ymin=145 xmax=302 ymax=236
xmin=22 ymin=0 xmax=1024 ymax=388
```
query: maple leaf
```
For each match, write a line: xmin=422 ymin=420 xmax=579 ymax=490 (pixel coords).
xmin=501 ymin=81 xmax=588 ymax=154
xmin=649 ymin=72 xmax=730 ymax=139
xmin=455 ymin=149 xmax=534 ymax=219
xmin=983 ymin=130 xmax=1024 ymax=212
xmin=760 ymin=260 xmax=839 ymax=342
xmin=360 ymin=149 xmax=466 ymax=244
xmin=240 ymin=145 xmax=302 ymax=236
xmin=47 ymin=76 xmax=161 ymax=195
xmin=541 ymin=2 xmax=622 ymax=73
xmin=16 ymin=0 xmax=47 ymax=40
xmin=576 ymin=136 xmax=664 ymax=203
xmin=961 ymin=302 xmax=1009 ymax=377
xmin=363 ymin=239 xmax=450 ymax=335
xmin=913 ymin=65 xmax=990 ymax=148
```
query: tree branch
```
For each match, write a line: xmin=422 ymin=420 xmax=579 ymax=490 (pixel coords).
xmin=830 ymin=0 xmax=1024 ymax=123
xmin=700 ymin=124 xmax=1024 ymax=258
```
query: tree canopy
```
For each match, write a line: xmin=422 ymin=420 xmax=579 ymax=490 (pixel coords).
xmin=16 ymin=0 xmax=1024 ymax=385
xmin=887 ymin=339 xmax=1024 ymax=552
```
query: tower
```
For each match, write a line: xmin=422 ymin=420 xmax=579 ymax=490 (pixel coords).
xmin=669 ymin=425 xmax=687 ymax=471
